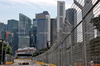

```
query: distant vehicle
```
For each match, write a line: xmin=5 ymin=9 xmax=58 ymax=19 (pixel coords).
xmin=19 ymin=62 xmax=29 ymax=65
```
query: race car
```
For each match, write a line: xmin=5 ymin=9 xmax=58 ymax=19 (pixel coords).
xmin=19 ymin=62 xmax=29 ymax=65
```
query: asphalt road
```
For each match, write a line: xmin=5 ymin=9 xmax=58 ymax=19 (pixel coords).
xmin=1 ymin=59 xmax=41 ymax=66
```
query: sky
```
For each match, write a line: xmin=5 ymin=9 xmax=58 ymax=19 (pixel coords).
xmin=0 ymin=0 xmax=73 ymax=24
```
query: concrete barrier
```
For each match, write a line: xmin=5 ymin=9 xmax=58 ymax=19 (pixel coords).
xmin=33 ymin=60 xmax=56 ymax=66
xmin=33 ymin=60 xmax=44 ymax=66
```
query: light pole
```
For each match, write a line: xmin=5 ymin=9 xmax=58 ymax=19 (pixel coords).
xmin=1 ymin=39 xmax=3 ymax=64
xmin=3 ymin=41 xmax=8 ymax=64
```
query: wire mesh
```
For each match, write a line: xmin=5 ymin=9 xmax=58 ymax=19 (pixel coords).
xmin=34 ymin=0 xmax=100 ymax=66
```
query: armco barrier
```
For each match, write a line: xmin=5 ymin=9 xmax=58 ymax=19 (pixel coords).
xmin=6 ymin=62 xmax=13 ymax=65
xmin=49 ymin=63 xmax=56 ymax=66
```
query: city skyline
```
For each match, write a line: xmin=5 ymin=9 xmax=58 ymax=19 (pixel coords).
xmin=0 ymin=0 xmax=73 ymax=24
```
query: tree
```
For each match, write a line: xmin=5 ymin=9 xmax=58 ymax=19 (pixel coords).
xmin=33 ymin=47 xmax=50 ymax=57
xmin=90 ymin=15 xmax=100 ymax=31
xmin=33 ymin=52 xmax=39 ymax=57
xmin=3 ymin=45 xmax=12 ymax=55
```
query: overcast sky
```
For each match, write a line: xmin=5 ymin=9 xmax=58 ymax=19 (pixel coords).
xmin=0 ymin=0 xmax=73 ymax=24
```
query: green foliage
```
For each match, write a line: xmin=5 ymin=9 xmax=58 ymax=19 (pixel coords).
xmin=90 ymin=15 xmax=100 ymax=31
xmin=3 ymin=45 xmax=12 ymax=55
xmin=33 ymin=47 xmax=50 ymax=57
xmin=33 ymin=52 xmax=39 ymax=57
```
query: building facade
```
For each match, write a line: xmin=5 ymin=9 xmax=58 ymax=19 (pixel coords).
xmin=50 ymin=18 xmax=57 ymax=47
xmin=66 ymin=8 xmax=77 ymax=43
xmin=29 ymin=25 xmax=37 ymax=48
xmin=7 ymin=19 xmax=18 ymax=33
xmin=33 ymin=19 xmax=37 ymax=26
xmin=16 ymin=47 xmax=36 ymax=59
xmin=36 ymin=11 xmax=50 ymax=50
xmin=57 ymin=1 xmax=65 ymax=33
xmin=29 ymin=19 xmax=37 ymax=48
xmin=0 ymin=23 xmax=5 ymax=39
xmin=19 ymin=13 xmax=31 ymax=36
xmin=18 ymin=13 xmax=31 ymax=48
xmin=7 ymin=19 xmax=19 ymax=55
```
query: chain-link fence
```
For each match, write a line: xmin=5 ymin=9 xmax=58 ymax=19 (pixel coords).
xmin=6 ymin=54 xmax=14 ymax=62
xmin=34 ymin=0 xmax=100 ymax=66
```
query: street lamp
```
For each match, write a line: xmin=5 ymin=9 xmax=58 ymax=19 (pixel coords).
xmin=0 ymin=39 xmax=3 ymax=64
xmin=3 ymin=41 xmax=8 ymax=64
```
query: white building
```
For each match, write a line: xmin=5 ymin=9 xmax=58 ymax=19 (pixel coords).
xmin=16 ymin=47 xmax=36 ymax=59
xmin=57 ymin=1 xmax=65 ymax=33
xmin=18 ymin=36 xmax=30 ymax=48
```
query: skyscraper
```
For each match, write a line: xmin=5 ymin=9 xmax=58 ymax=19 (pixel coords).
xmin=66 ymin=8 xmax=77 ymax=43
xmin=0 ymin=22 xmax=5 ymax=39
xmin=19 ymin=13 xmax=31 ymax=36
xmin=50 ymin=18 xmax=57 ymax=46
xmin=29 ymin=25 xmax=37 ymax=47
xmin=57 ymin=1 xmax=65 ymax=33
xmin=0 ymin=23 xmax=5 ymax=31
xmin=7 ymin=19 xmax=18 ymax=55
xmin=12 ymin=29 xmax=18 ymax=55
xmin=4 ymin=24 xmax=7 ymax=31
xmin=18 ymin=13 xmax=31 ymax=48
xmin=7 ymin=19 xmax=18 ymax=33
xmin=36 ymin=11 xmax=50 ymax=50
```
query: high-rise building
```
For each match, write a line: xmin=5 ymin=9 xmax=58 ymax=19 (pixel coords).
xmin=0 ymin=23 xmax=5 ymax=31
xmin=36 ymin=11 xmax=50 ymax=50
xmin=7 ymin=19 xmax=19 ymax=55
xmin=64 ymin=18 xmax=72 ymax=47
xmin=19 ymin=13 xmax=31 ymax=36
xmin=29 ymin=19 xmax=37 ymax=47
xmin=18 ymin=13 xmax=31 ymax=48
xmin=50 ymin=18 xmax=57 ymax=46
xmin=29 ymin=25 xmax=37 ymax=48
xmin=33 ymin=19 xmax=37 ymax=26
xmin=12 ymin=29 xmax=18 ymax=55
xmin=7 ymin=19 xmax=18 ymax=33
xmin=33 ymin=26 xmax=37 ymax=48
xmin=0 ymin=23 xmax=5 ymax=39
xmin=4 ymin=24 xmax=7 ymax=31
xmin=83 ymin=0 xmax=94 ymax=43
xmin=66 ymin=8 xmax=77 ymax=43
xmin=18 ymin=36 xmax=30 ymax=48
xmin=57 ymin=1 xmax=65 ymax=33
